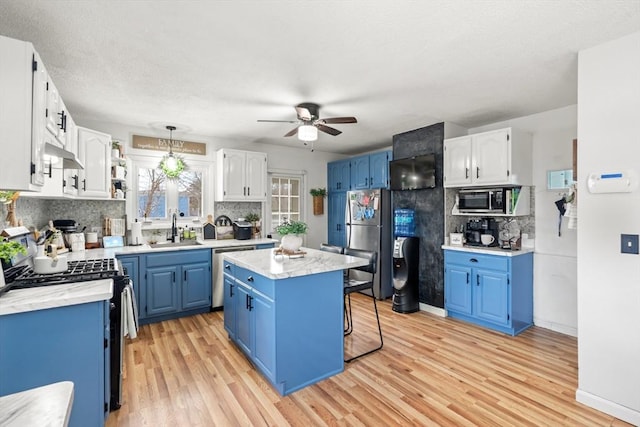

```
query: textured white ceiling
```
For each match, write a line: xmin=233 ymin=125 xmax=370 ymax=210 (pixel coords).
xmin=1 ymin=1 xmax=639 ymax=154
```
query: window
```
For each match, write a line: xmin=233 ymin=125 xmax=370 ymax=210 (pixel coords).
xmin=270 ymin=174 xmax=303 ymax=229
xmin=129 ymin=156 xmax=209 ymax=221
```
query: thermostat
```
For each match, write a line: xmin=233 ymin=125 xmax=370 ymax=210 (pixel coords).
xmin=587 ymin=170 xmax=638 ymax=194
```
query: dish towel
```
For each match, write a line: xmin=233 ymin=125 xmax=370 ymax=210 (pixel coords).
xmin=122 ymin=283 xmax=139 ymax=339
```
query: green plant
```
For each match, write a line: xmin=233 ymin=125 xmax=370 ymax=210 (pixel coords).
xmin=245 ymin=212 xmax=260 ymax=223
xmin=275 ymin=220 xmax=308 ymax=236
xmin=0 ymin=191 xmax=16 ymax=204
xmin=0 ymin=239 xmax=27 ymax=264
xmin=309 ymin=188 xmax=327 ymax=197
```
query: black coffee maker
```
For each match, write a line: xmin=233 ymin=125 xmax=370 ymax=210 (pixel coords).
xmin=465 ymin=218 xmax=499 ymax=247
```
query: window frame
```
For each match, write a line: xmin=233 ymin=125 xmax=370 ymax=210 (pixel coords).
xmin=266 ymin=170 xmax=307 ymax=236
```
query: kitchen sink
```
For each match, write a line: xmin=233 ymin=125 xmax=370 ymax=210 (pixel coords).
xmin=149 ymin=240 xmax=203 ymax=249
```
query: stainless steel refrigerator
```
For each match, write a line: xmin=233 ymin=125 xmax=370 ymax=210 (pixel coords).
xmin=345 ymin=188 xmax=392 ymax=299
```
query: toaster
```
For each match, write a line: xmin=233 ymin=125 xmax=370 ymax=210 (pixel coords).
xmin=233 ymin=221 xmax=253 ymax=240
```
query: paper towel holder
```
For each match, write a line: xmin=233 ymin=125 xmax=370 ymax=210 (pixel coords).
xmin=130 ymin=219 xmax=144 ymax=246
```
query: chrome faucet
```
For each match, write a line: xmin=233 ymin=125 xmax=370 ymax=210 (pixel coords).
xmin=170 ymin=211 xmax=178 ymax=242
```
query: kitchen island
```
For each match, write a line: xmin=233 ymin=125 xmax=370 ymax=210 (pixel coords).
xmin=222 ymin=247 xmax=368 ymax=395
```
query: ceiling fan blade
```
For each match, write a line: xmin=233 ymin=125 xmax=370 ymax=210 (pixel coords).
xmin=257 ymin=119 xmax=299 ymax=123
xmin=284 ymin=127 xmax=300 ymax=137
xmin=295 ymin=106 xmax=312 ymax=121
xmin=316 ymin=124 xmax=342 ymax=136
xmin=319 ymin=116 xmax=358 ymax=124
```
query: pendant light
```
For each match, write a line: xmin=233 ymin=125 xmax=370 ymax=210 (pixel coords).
xmin=159 ymin=125 xmax=186 ymax=179
xmin=298 ymin=124 xmax=318 ymax=142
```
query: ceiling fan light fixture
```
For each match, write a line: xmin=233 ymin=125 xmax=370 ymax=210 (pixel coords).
xmin=298 ymin=125 xmax=318 ymax=142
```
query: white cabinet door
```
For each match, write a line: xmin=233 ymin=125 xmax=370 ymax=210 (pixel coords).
xmin=222 ymin=149 xmax=246 ymax=200
xmin=472 ymin=129 xmax=511 ymax=186
xmin=55 ymin=98 xmax=68 ymax=148
xmin=216 ymin=149 xmax=267 ymax=201
xmin=63 ymin=116 xmax=79 ymax=196
xmin=30 ymin=50 xmax=48 ymax=187
xmin=443 ymin=136 xmax=472 ymax=186
xmin=45 ymin=76 xmax=61 ymax=144
xmin=245 ymin=151 xmax=266 ymax=200
xmin=78 ymin=127 xmax=112 ymax=198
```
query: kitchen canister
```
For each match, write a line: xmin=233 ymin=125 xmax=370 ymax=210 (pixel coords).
xmin=85 ymin=231 xmax=99 ymax=244
xmin=69 ymin=232 xmax=85 ymax=252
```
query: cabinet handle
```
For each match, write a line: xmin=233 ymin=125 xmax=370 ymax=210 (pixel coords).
xmin=73 ymin=175 xmax=78 ymax=189
xmin=184 ymin=271 xmax=187 ymax=281
xmin=365 ymin=177 xmax=368 ymax=186
xmin=246 ymin=294 xmax=249 ymax=309
xmin=224 ymin=264 xmax=230 ymax=270
xmin=469 ymin=258 xmax=478 ymax=263
xmin=243 ymin=187 xmax=247 ymax=196
xmin=57 ymin=110 xmax=65 ymax=130
xmin=476 ymin=274 xmax=480 ymax=286
xmin=465 ymin=168 xmax=469 ymax=179
xmin=476 ymin=167 xmax=480 ymax=179
xmin=229 ymin=283 xmax=234 ymax=297
xmin=248 ymin=295 xmax=253 ymax=311
xmin=247 ymin=187 xmax=250 ymax=196
xmin=466 ymin=272 xmax=469 ymax=283
xmin=82 ymin=179 xmax=86 ymax=191
xmin=247 ymin=276 xmax=254 ymax=282
xmin=173 ymin=271 xmax=176 ymax=282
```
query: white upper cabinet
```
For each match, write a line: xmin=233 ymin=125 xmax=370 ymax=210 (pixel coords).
xmin=215 ymin=149 xmax=267 ymax=202
xmin=77 ymin=127 xmax=112 ymax=198
xmin=63 ymin=116 xmax=79 ymax=196
xmin=0 ymin=36 xmax=45 ymax=191
xmin=444 ymin=128 xmax=532 ymax=188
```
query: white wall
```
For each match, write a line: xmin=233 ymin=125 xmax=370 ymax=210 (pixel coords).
xmin=469 ymin=105 xmax=579 ymax=336
xmin=575 ymin=32 xmax=640 ymax=425
xmin=80 ymin=119 xmax=347 ymax=249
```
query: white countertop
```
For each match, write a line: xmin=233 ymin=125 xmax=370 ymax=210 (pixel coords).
xmin=68 ymin=237 xmax=278 ymax=260
xmin=223 ymin=247 xmax=369 ymax=280
xmin=442 ymin=244 xmax=534 ymax=257
xmin=0 ymin=279 xmax=113 ymax=316
xmin=0 ymin=381 xmax=74 ymax=427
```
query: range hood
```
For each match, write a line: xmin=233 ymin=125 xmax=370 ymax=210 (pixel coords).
xmin=44 ymin=143 xmax=84 ymax=169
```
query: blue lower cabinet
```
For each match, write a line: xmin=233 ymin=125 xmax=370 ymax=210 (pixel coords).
xmin=444 ymin=250 xmax=533 ymax=336
xmin=328 ymin=192 xmax=347 ymax=247
xmin=140 ymin=249 xmax=211 ymax=324
xmin=0 ymin=301 xmax=110 ymax=427
xmin=224 ymin=261 xmax=343 ymax=395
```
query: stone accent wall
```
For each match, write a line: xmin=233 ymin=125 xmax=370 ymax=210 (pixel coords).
xmin=392 ymin=122 xmax=446 ymax=308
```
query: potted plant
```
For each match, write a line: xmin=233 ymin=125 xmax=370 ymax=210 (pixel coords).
xmin=275 ymin=220 xmax=308 ymax=252
xmin=309 ymin=188 xmax=327 ymax=215
xmin=245 ymin=212 xmax=261 ymax=238
xmin=0 ymin=238 xmax=27 ymax=270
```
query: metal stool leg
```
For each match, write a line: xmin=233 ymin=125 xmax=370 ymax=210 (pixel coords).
xmin=344 ymin=294 xmax=353 ymax=336
xmin=344 ymin=291 xmax=384 ymax=363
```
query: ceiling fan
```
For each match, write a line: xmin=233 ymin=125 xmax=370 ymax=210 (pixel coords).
xmin=257 ymin=102 xmax=357 ymax=141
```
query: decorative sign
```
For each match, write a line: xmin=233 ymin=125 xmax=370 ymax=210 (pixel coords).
xmin=132 ymin=134 xmax=207 ymax=156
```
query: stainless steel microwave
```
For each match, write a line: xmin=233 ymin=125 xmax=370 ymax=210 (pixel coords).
xmin=457 ymin=188 xmax=505 ymax=213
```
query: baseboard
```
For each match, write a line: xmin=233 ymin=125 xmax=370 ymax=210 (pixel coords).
xmin=419 ymin=303 xmax=446 ymax=317
xmin=576 ymin=389 xmax=640 ymax=426
xmin=533 ymin=318 xmax=578 ymax=337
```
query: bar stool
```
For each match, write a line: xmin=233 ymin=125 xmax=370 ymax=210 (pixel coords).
xmin=320 ymin=243 xmax=349 ymax=332
xmin=343 ymin=248 xmax=382 ymax=363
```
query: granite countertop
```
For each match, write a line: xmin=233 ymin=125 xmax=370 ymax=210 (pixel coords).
xmin=0 ymin=381 xmax=74 ymax=427
xmin=0 ymin=279 xmax=113 ymax=316
xmin=223 ymin=247 xmax=369 ymax=280
xmin=441 ymin=244 xmax=534 ymax=257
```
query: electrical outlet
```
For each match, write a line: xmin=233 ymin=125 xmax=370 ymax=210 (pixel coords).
xmin=621 ymin=234 xmax=639 ymax=254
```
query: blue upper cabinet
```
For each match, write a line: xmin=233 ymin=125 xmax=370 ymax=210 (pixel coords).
xmin=327 ymin=159 xmax=351 ymax=192
xmin=350 ymin=151 xmax=391 ymax=190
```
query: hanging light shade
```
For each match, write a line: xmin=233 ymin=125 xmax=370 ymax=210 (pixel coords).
xmin=159 ymin=125 xmax=186 ymax=179
xmin=298 ymin=124 xmax=318 ymax=142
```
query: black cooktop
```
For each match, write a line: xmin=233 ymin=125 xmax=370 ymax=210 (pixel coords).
xmin=6 ymin=258 xmax=119 ymax=289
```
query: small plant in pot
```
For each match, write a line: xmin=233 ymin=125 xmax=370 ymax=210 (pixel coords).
xmin=0 ymin=238 xmax=27 ymax=270
xmin=275 ymin=220 xmax=308 ymax=252
xmin=309 ymin=188 xmax=327 ymax=215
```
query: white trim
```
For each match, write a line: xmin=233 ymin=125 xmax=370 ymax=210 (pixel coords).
xmin=533 ymin=318 xmax=577 ymax=337
xmin=419 ymin=303 xmax=446 ymax=317
xmin=576 ymin=389 xmax=640 ymax=426
xmin=268 ymin=168 xmax=307 ymax=176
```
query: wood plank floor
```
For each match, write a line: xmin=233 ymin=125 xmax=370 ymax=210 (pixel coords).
xmin=107 ymin=294 xmax=630 ymax=427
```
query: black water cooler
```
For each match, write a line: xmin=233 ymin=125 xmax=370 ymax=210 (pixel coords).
xmin=392 ymin=236 xmax=420 ymax=313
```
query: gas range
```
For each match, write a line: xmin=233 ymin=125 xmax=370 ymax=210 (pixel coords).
xmin=7 ymin=258 xmax=120 ymax=289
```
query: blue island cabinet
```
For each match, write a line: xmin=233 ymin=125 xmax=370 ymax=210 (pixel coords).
xmin=0 ymin=300 xmax=110 ymax=427
xmin=224 ymin=261 xmax=344 ymax=395
xmin=444 ymin=249 xmax=533 ymax=336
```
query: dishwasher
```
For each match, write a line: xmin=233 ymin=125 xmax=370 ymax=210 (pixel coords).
xmin=212 ymin=245 xmax=256 ymax=308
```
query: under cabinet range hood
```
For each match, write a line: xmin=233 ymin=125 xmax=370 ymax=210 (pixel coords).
xmin=44 ymin=142 xmax=84 ymax=169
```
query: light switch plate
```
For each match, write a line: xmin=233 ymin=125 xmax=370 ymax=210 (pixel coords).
xmin=621 ymin=234 xmax=639 ymax=254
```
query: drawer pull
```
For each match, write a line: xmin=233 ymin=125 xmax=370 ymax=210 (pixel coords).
xmin=469 ymin=258 xmax=478 ymax=263
xmin=466 ymin=272 xmax=469 ymax=283
xmin=247 ymin=276 xmax=254 ymax=282
xmin=476 ymin=274 xmax=480 ymax=286
xmin=229 ymin=284 xmax=234 ymax=297
xmin=224 ymin=264 xmax=230 ymax=270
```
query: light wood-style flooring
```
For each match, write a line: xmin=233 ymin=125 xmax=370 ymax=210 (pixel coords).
xmin=106 ymin=294 xmax=630 ymax=426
